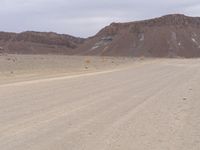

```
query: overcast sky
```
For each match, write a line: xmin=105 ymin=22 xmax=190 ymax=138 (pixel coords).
xmin=0 ymin=0 xmax=200 ymax=37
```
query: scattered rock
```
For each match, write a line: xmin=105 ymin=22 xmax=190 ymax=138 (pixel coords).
xmin=183 ymin=97 xmax=187 ymax=101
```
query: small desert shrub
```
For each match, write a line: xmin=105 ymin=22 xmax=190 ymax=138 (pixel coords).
xmin=84 ymin=59 xmax=91 ymax=70
xmin=85 ymin=59 xmax=91 ymax=64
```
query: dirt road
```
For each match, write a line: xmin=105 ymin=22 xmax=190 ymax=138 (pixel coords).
xmin=0 ymin=59 xmax=200 ymax=150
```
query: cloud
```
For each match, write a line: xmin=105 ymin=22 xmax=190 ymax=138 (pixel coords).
xmin=0 ymin=0 xmax=200 ymax=37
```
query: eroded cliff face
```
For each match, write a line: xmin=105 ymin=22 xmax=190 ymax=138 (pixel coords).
xmin=79 ymin=14 xmax=200 ymax=58
xmin=0 ymin=31 xmax=84 ymax=54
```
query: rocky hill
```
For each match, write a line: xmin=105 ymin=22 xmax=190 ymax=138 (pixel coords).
xmin=78 ymin=14 xmax=200 ymax=58
xmin=1 ymin=14 xmax=200 ymax=58
xmin=0 ymin=31 xmax=84 ymax=54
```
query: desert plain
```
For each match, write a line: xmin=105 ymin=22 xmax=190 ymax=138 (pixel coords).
xmin=0 ymin=54 xmax=200 ymax=150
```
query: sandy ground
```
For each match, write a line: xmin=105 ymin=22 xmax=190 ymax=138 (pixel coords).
xmin=0 ymin=54 xmax=136 ymax=84
xmin=0 ymin=57 xmax=200 ymax=150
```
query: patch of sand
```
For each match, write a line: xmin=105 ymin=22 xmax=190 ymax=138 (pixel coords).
xmin=0 ymin=54 xmax=137 ymax=84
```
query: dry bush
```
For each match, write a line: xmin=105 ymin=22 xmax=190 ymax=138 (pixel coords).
xmin=85 ymin=59 xmax=91 ymax=64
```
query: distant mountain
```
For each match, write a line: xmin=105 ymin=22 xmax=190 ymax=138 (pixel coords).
xmin=1 ymin=14 xmax=200 ymax=58
xmin=0 ymin=31 xmax=84 ymax=54
xmin=78 ymin=14 xmax=200 ymax=58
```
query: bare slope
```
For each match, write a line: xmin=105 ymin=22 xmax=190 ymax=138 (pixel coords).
xmin=79 ymin=14 xmax=200 ymax=58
